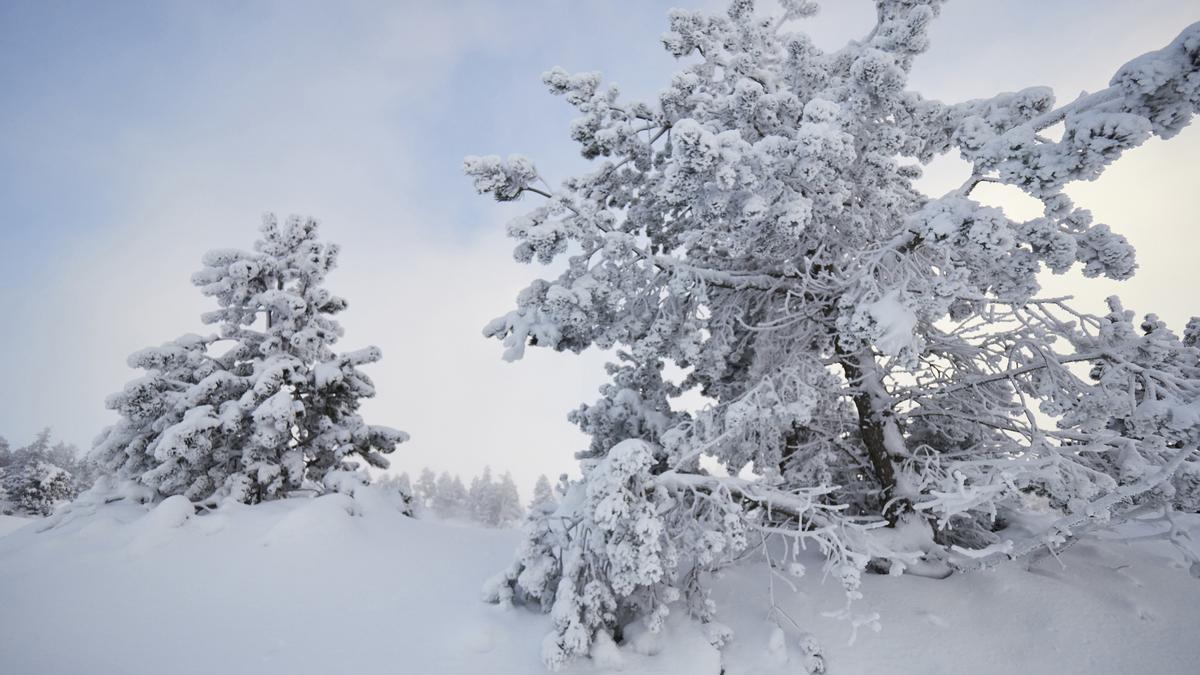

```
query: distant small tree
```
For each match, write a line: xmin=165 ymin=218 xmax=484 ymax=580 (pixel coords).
xmin=7 ymin=428 xmax=52 ymax=468
xmin=3 ymin=461 xmax=73 ymax=517
xmin=416 ymin=467 xmax=439 ymax=510
xmin=93 ymin=215 xmax=407 ymax=505
xmin=433 ymin=472 xmax=468 ymax=519
xmin=492 ymin=472 xmax=524 ymax=527
xmin=0 ymin=429 xmax=97 ymax=516
xmin=529 ymin=474 xmax=558 ymax=513
xmin=373 ymin=472 xmax=416 ymax=515
xmin=393 ymin=472 xmax=413 ymax=496
xmin=468 ymin=466 xmax=497 ymax=523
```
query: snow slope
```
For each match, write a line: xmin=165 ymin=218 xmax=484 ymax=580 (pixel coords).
xmin=0 ymin=514 xmax=32 ymax=538
xmin=0 ymin=491 xmax=1197 ymax=674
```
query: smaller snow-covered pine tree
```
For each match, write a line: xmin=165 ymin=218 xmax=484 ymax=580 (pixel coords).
xmin=415 ymin=467 xmax=439 ymax=510
xmin=529 ymin=474 xmax=558 ymax=513
xmin=492 ymin=472 xmax=524 ymax=527
xmin=433 ymin=472 xmax=468 ymax=519
xmin=376 ymin=471 xmax=414 ymax=498
xmin=371 ymin=472 xmax=417 ymax=515
xmin=0 ymin=429 xmax=96 ymax=516
xmin=393 ymin=471 xmax=413 ymax=496
xmin=3 ymin=461 xmax=74 ymax=516
xmin=469 ymin=466 xmax=497 ymax=522
xmin=94 ymin=215 xmax=407 ymax=505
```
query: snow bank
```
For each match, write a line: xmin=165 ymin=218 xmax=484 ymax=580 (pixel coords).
xmin=0 ymin=492 xmax=1197 ymax=674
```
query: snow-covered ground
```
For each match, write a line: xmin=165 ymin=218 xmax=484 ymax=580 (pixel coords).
xmin=1 ymin=491 xmax=1197 ymax=675
xmin=0 ymin=514 xmax=32 ymax=538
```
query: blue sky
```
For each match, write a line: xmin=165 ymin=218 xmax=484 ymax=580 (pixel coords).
xmin=0 ymin=1 xmax=692 ymax=278
xmin=2 ymin=1 xmax=1198 ymax=491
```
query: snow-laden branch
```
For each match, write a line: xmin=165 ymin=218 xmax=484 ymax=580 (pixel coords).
xmin=950 ymin=444 xmax=1198 ymax=572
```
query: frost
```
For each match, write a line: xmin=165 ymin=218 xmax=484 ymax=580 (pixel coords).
xmin=866 ymin=291 xmax=918 ymax=358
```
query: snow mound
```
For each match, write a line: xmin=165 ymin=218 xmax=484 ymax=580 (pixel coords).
xmin=144 ymin=495 xmax=194 ymax=529
xmin=260 ymin=493 xmax=361 ymax=548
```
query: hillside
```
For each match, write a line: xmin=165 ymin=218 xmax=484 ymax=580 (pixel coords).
xmin=1 ymin=490 xmax=1197 ymax=674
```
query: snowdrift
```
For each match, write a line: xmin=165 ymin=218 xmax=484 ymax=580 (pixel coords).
xmin=0 ymin=491 xmax=1197 ymax=674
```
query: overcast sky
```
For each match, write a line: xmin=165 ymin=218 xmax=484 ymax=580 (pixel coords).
xmin=2 ymin=0 xmax=1198 ymax=493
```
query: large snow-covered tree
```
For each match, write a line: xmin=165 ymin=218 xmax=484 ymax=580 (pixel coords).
xmin=93 ymin=215 xmax=407 ymax=505
xmin=469 ymin=1 xmax=1200 ymax=668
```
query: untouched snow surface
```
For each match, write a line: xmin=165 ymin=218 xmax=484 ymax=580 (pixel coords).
xmin=0 ymin=514 xmax=32 ymax=538
xmin=1 ymin=490 xmax=1198 ymax=674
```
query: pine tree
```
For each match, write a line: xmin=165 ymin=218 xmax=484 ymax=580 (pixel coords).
xmin=493 ymin=472 xmax=524 ymax=527
xmin=433 ymin=472 xmax=468 ymax=519
xmin=373 ymin=472 xmax=417 ymax=515
xmin=2 ymin=461 xmax=74 ymax=517
xmin=469 ymin=1 xmax=1200 ymax=667
xmin=393 ymin=471 xmax=413 ymax=496
xmin=0 ymin=429 xmax=96 ymax=516
xmin=93 ymin=215 xmax=407 ymax=505
xmin=416 ymin=467 xmax=439 ymax=511
xmin=468 ymin=466 xmax=497 ymax=523
xmin=4 ymin=428 xmax=54 ymax=470
xmin=529 ymin=474 xmax=558 ymax=513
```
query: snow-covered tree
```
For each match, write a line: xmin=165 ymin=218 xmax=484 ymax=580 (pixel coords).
xmin=470 ymin=1 xmax=1200 ymax=667
xmin=465 ymin=467 xmax=523 ymax=527
xmin=433 ymin=472 xmax=469 ymax=519
xmin=415 ymin=467 xmax=439 ymax=510
xmin=93 ymin=215 xmax=407 ymax=505
xmin=393 ymin=471 xmax=413 ymax=496
xmin=0 ymin=429 xmax=98 ymax=516
xmin=2 ymin=460 xmax=74 ymax=517
xmin=5 ymin=428 xmax=53 ymax=469
xmin=373 ymin=472 xmax=417 ymax=515
xmin=529 ymin=474 xmax=558 ymax=513
xmin=492 ymin=472 xmax=525 ymax=527
xmin=375 ymin=471 xmax=414 ymax=498
xmin=468 ymin=466 xmax=497 ymax=522
xmin=418 ymin=466 xmax=528 ymax=525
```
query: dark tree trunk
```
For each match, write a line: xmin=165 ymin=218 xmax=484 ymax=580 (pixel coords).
xmin=838 ymin=347 xmax=909 ymax=524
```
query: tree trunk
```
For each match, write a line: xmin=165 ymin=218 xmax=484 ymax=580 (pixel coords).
xmin=838 ymin=347 xmax=909 ymax=523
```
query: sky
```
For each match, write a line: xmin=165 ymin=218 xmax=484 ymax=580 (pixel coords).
xmin=1 ymin=0 xmax=1198 ymax=495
